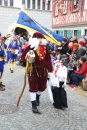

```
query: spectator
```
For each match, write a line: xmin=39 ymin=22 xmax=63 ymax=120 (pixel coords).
xmin=69 ymin=56 xmax=87 ymax=88
xmin=50 ymin=51 xmax=57 ymax=66
xmin=47 ymin=42 xmax=54 ymax=51
xmin=57 ymin=38 xmax=69 ymax=55
xmin=71 ymin=42 xmax=79 ymax=54
xmin=75 ymin=41 xmax=87 ymax=60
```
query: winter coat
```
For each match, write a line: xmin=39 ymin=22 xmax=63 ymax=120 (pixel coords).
xmin=58 ymin=42 xmax=69 ymax=55
xmin=75 ymin=46 xmax=87 ymax=60
xmin=74 ymin=62 xmax=87 ymax=77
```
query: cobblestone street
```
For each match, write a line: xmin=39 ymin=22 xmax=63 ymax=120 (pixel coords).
xmin=0 ymin=63 xmax=87 ymax=130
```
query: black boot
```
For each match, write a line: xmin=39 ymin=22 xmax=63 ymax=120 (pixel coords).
xmin=36 ymin=94 xmax=40 ymax=106
xmin=32 ymin=101 xmax=39 ymax=113
xmin=11 ymin=70 xmax=13 ymax=73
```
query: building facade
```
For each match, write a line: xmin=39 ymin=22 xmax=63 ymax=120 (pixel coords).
xmin=52 ymin=0 xmax=87 ymax=39
xmin=0 ymin=0 xmax=52 ymax=10
xmin=0 ymin=0 xmax=52 ymax=34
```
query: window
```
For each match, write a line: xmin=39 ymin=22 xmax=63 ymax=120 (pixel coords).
xmin=37 ymin=0 xmax=40 ymax=9
xmin=22 ymin=0 xmax=25 ymax=4
xmin=74 ymin=30 xmax=78 ymax=37
xmin=27 ymin=0 xmax=30 ymax=8
xmin=56 ymin=31 xmax=58 ymax=34
xmin=73 ymin=0 xmax=79 ymax=11
xmin=42 ymin=0 xmax=45 ymax=10
xmin=63 ymin=0 xmax=67 ymax=13
xmin=47 ymin=0 xmax=50 ymax=10
xmin=64 ymin=30 xmax=67 ymax=37
xmin=10 ymin=0 xmax=13 ymax=6
xmin=74 ymin=0 xmax=78 ymax=6
xmin=85 ymin=30 xmax=87 ymax=36
xmin=4 ymin=0 xmax=8 ymax=6
xmin=55 ymin=3 xmax=58 ymax=16
xmin=0 ymin=0 xmax=2 ymax=5
xmin=32 ymin=0 xmax=35 ymax=9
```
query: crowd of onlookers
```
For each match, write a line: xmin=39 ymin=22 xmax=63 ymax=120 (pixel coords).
xmin=47 ymin=35 xmax=87 ymax=90
xmin=1 ymin=31 xmax=87 ymax=91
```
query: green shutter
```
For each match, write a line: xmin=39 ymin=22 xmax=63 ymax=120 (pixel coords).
xmin=77 ymin=30 xmax=81 ymax=40
xmin=67 ymin=30 xmax=73 ymax=38
xmin=59 ymin=31 xmax=63 ymax=36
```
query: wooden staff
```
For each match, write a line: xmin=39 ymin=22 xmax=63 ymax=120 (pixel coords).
xmin=17 ymin=72 xmax=26 ymax=107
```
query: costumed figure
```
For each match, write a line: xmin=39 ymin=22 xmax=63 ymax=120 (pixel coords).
xmin=47 ymin=60 xmax=68 ymax=110
xmin=0 ymin=36 xmax=6 ymax=91
xmin=6 ymin=32 xmax=19 ymax=73
xmin=20 ymin=32 xmax=52 ymax=113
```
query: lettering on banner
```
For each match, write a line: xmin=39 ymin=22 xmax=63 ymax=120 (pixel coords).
xmin=53 ymin=10 xmax=87 ymax=26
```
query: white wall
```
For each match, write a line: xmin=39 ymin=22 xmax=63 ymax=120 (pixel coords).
xmin=84 ymin=0 xmax=87 ymax=10
xmin=14 ymin=0 xmax=22 ymax=8
xmin=0 ymin=6 xmax=52 ymax=34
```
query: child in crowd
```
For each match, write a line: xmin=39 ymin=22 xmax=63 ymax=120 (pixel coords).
xmin=50 ymin=51 xmax=57 ymax=66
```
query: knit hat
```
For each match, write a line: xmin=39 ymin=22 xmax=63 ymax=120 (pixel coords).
xmin=79 ymin=41 xmax=85 ymax=46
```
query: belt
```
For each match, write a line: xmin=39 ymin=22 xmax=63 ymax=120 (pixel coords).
xmin=0 ymin=57 xmax=4 ymax=61
xmin=8 ymin=48 xmax=16 ymax=51
xmin=34 ymin=65 xmax=46 ymax=68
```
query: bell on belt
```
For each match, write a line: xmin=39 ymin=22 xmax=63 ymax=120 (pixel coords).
xmin=26 ymin=50 xmax=35 ymax=63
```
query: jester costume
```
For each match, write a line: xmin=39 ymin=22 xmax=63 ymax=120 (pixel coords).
xmin=6 ymin=32 xmax=19 ymax=73
xmin=20 ymin=32 xmax=52 ymax=113
xmin=0 ymin=37 xmax=6 ymax=91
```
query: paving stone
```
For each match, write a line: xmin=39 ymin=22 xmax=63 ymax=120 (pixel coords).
xmin=0 ymin=64 xmax=87 ymax=130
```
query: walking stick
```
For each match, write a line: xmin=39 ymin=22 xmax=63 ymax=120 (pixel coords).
xmin=17 ymin=72 xmax=26 ymax=107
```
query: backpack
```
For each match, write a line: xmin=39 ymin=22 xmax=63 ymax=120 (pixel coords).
xmin=82 ymin=75 xmax=87 ymax=91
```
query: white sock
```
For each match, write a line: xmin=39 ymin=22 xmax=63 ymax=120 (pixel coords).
xmin=29 ymin=92 xmax=36 ymax=101
xmin=36 ymin=91 xmax=41 ymax=95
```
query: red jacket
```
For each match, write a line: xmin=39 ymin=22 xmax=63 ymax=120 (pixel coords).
xmin=74 ymin=62 xmax=87 ymax=77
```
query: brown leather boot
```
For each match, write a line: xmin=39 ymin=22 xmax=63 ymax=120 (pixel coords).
xmin=0 ymin=87 xmax=5 ymax=91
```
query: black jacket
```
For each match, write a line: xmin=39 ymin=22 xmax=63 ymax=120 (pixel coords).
xmin=75 ymin=46 xmax=87 ymax=60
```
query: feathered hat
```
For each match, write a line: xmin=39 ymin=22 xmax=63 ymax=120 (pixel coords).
xmin=33 ymin=32 xmax=47 ymax=45
xmin=32 ymin=32 xmax=45 ymax=39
